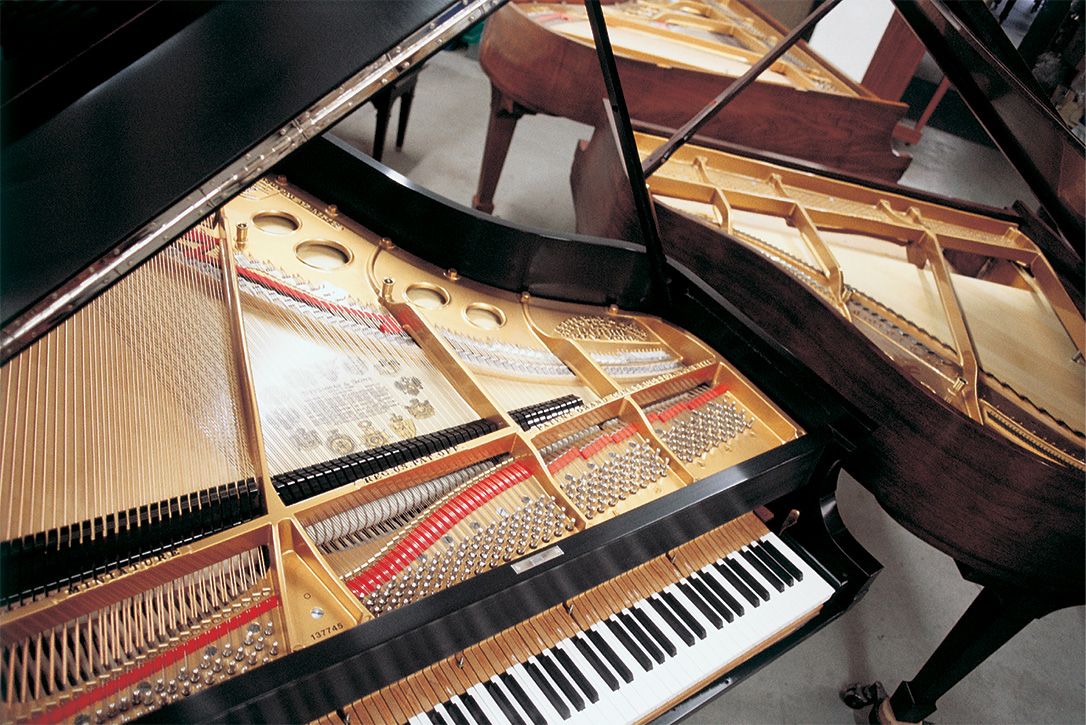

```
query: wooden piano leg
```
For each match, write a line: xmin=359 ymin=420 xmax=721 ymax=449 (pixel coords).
xmin=873 ymin=583 xmax=1081 ymax=723
xmin=472 ymin=84 xmax=531 ymax=214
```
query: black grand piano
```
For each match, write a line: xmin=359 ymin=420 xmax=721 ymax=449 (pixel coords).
xmin=0 ymin=2 xmax=1079 ymax=724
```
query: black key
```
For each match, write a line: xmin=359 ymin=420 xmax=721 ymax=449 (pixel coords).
xmin=724 ymin=557 xmax=769 ymax=602
xmin=459 ymin=693 xmax=492 ymax=725
xmin=484 ymin=680 xmax=525 ymax=725
xmin=698 ymin=568 xmax=745 ymax=618
xmin=524 ymin=660 xmax=570 ymax=720
xmin=760 ymin=540 xmax=804 ymax=582
xmin=553 ymin=645 xmax=599 ymax=703
xmin=742 ymin=549 xmax=785 ymax=592
xmin=426 ymin=709 xmax=447 ymax=725
xmin=539 ymin=652 xmax=585 ymax=711
xmin=443 ymin=700 xmax=471 ymax=725
xmin=573 ymin=635 xmax=619 ymax=691
xmin=677 ymin=581 xmax=722 ymax=628
xmin=751 ymin=543 xmax=793 ymax=586
xmin=689 ymin=574 xmax=734 ymax=623
xmin=631 ymin=603 xmax=677 ymax=656
xmin=605 ymin=618 xmax=653 ymax=672
xmin=586 ymin=629 xmax=633 ymax=684
xmin=499 ymin=673 xmax=546 ymax=725
xmin=648 ymin=596 xmax=695 ymax=646
xmin=660 ymin=589 xmax=706 ymax=639
xmin=617 ymin=610 xmax=665 ymax=664
xmin=714 ymin=560 xmax=760 ymax=607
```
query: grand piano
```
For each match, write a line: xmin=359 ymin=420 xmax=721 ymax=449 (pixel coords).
xmin=469 ymin=0 xmax=913 ymax=214
xmin=1 ymin=2 xmax=879 ymax=723
xmin=0 ymin=2 xmax=1078 ymax=725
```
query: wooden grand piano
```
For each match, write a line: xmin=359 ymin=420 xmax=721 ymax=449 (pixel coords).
xmin=471 ymin=0 xmax=912 ymax=215
xmin=1 ymin=2 xmax=880 ymax=723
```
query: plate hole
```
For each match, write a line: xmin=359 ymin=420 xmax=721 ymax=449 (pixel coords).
xmin=295 ymin=240 xmax=351 ymax=270
xmin=252 ymin=211 xmax=301 ymax=235
xmin=465 ymin=303 xmax=505 ymax=329
xmin=406 ymin=284 xmax=450 ymax=309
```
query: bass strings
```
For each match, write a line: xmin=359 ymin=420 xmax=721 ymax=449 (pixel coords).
xmin=0 ymin=238 xmax=255 ymax=545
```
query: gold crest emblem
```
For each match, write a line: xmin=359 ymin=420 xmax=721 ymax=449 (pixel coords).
xmin=388 ymin=414 xmax=416 ymax=440
xmin=327 ymin=432 xmax=355 ymax=456
xmin=406 ymin=398 xmax=435 ymax=419
xmin=395 ymin=376 xmax=423 ymax=396
xmin=358 ymin=421 xmax=389 ymax=448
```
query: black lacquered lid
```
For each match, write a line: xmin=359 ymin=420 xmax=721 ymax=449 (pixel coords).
xmin=0 ymin=0 xmax=470 ymax=340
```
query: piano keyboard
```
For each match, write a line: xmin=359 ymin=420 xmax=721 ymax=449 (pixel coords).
xmin=322 ymin=513 xmax=832 ymax=725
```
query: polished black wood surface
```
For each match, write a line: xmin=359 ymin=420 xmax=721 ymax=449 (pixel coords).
xmin=1 ymin=0 xmax=458 ymax=331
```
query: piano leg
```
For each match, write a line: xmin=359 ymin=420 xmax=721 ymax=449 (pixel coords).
xmin=870 ymin=581 xmax=1082 ymax=723
xmin=473 ymin=83 xmax=531 ymax=213
xmin=395 ymin=78 xmax=416 ymax=152
xmin=371 ymin=86 xmax=393 ymax=163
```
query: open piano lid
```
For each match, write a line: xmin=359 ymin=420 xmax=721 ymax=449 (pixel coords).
xmin=0 ymin=0 xmax=501 ymax=361
xmin=891 ymin=0 xmax=1084 ymax=284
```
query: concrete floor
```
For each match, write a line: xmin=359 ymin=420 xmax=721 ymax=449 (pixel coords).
xmin=328 ymin=42 xmax=1084 ymax=725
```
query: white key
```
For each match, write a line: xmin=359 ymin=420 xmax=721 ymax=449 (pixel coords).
xmin=448 ymin=694 xmax=480 ymax=725
xmin=762 ymin=533 xmax=835 ymax=600
xmin=532 ymin=652 xmax=590 ymax=725
xmin=490 ymin=674 xmax=535 ymax=725
xmin=513 ymin=660 xmax=567 ymax=723
xmin=434 ymin=702 xmax=458 ymax=725
xmin=554 ymin=639 xmax=627 ymax=723
xmin=702 ymin=563 xmax=776 ymax=655
xmin=467 ymin=683 xmax=507 ymax=725
xmin=633 ymin=599 xmax=705 ymax=681
xmin=591 ymin=622 xmax=665 ymax=719
xmin=650 ymin=588 xmax=733 ymax=692
xmin=613 ymin=609 xmax=688 ymax=719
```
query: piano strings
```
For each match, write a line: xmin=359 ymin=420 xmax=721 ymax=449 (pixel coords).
xmin=198 ymin=229 xmax=483 ymax=479
xmin=348 ymin=460 xmax=576 ymax=614
xmin=540 ymin=415 xmax=675 ymax=521
xmin=0 ymin=236 xmax=261 ymax=608
xmin=371 ymin=243 xmax=601 ymax=413
xmin=520 ymin=1 xmax=847 ymax=95
xmin=1 ymin=545 xmax=277 ymax=723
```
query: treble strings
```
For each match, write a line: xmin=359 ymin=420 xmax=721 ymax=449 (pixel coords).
xmin=0 ymin=238 xmax=256 ymax=546
xmin=234 ymin=260 xmax=479 ymax=477
xmin=435 ymin=325 xmax=595 ymax=413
